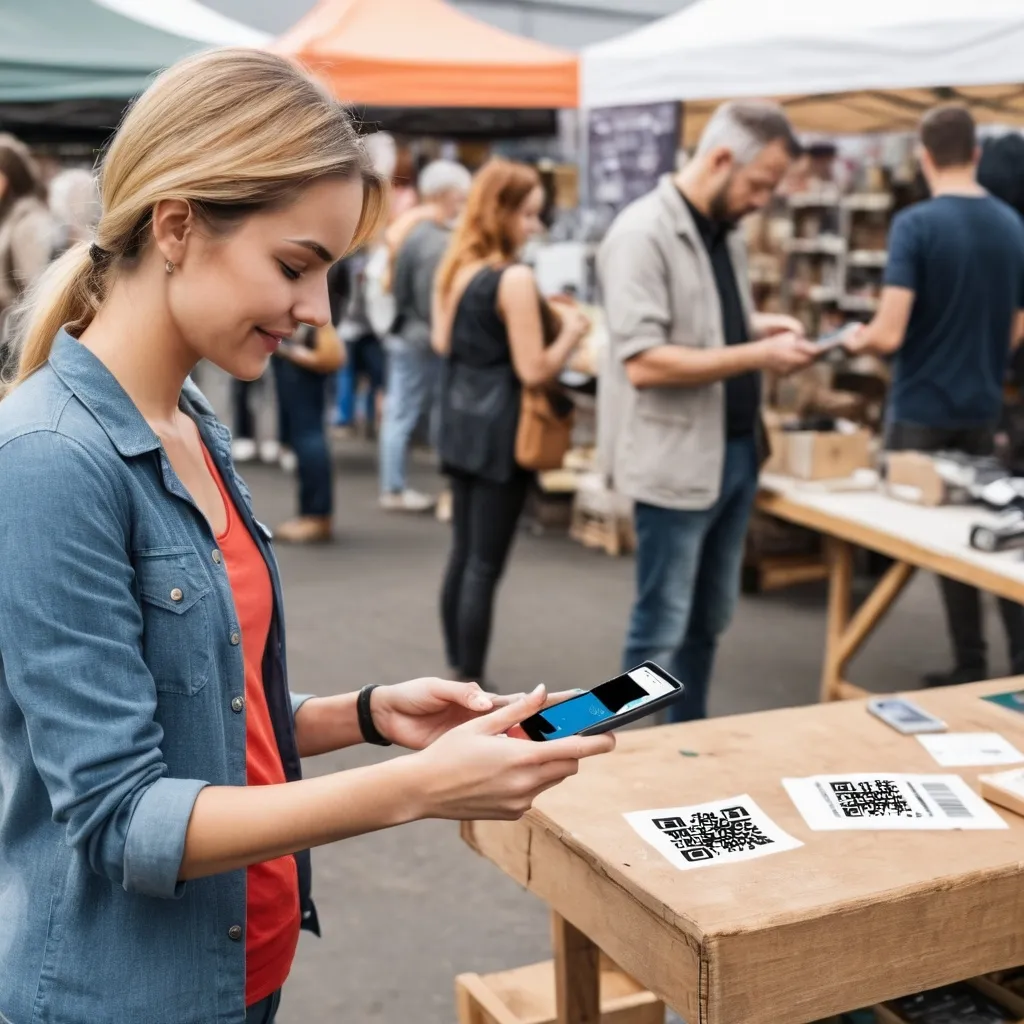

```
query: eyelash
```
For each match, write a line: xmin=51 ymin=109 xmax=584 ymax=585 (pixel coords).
xmin=278 ymin=261 xmax=301 ymax=281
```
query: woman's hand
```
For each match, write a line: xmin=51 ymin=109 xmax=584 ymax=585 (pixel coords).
xmin=407 ymin=685 xmax=615 ymax=821
xmin=371 ymin=678 xmax=496 ymax=750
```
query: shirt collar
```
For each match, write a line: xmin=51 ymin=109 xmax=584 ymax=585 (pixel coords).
xmin=47 ymin=329 xmax=228 ymax=460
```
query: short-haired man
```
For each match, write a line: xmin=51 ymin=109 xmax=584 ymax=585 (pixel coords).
xmin=599 ymin=101 xmax=816 ymax=722
xmin=380 ymin=159 xmax=472 ymax=511
xmin=848 ymin=105 xmax=1024 ymax=686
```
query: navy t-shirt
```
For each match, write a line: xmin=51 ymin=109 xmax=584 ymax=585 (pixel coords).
xmin=884 ymin=194 xmax=1024 ymax=428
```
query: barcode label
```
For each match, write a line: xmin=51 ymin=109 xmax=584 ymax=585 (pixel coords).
xmin=784 ymin=773 xmax=1008 ymax=831
xmin=920 ymin=781 xmax=971 ymax=818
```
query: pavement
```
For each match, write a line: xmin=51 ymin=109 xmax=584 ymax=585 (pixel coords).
xmin=220 ymin=380 xmax=1013 ymax=1023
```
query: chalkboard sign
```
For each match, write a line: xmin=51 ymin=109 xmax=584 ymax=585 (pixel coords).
xmin=587 ymin=101 xmax=680 ymax=231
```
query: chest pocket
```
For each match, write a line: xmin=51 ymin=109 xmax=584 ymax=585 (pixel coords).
xmin=134 ymin=548 xmax=213 ymax=696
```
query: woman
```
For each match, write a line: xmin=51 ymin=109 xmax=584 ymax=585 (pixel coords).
xmin=433 ymin=159 xmax=590 ymax=687
xmin=0 ymin=134 xmax=54 ymax=370
xmin=0 ymin=51 xmax=612 ymax=1024
xmin=270 ymin=259 xmax=350 ymax=544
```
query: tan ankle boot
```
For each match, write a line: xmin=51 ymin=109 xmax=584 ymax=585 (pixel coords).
xmin=274 ymin=516 xmax=333 ymax=544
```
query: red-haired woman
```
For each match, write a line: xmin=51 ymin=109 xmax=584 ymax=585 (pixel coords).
xmin=432 ymin=158 xmax=589 ymax=688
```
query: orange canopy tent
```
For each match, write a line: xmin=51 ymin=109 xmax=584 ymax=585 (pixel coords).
xmin=271 ymin=0 xmax=578 ymax=110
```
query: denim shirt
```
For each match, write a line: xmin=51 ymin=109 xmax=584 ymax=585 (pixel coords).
xmin=0 ymin=332 xmax=318 ymax=1024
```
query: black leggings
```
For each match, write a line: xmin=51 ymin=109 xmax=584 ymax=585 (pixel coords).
xmin=441 ymin=471 xmax=531 ymax=681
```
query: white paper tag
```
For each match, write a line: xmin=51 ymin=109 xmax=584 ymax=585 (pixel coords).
xmin=624 ymin=794 xmax=803 ymax=870
xmin=917 ymin=732 xmax=1024 ymax=767
xmin=783 ymin=773 xmax=1007 ymax=830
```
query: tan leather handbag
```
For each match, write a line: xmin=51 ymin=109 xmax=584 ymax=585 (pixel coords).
xmin=514 ymin=385 xmax=574 ymax=471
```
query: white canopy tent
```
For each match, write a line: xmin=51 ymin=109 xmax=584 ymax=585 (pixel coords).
xmin=582 ymin=0 xmax=1024 ymax=142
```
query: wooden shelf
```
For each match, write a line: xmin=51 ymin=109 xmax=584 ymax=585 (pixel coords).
xmin=840 ymin=294 xmax=880 ymax=313
xmin=785 ymin=236 xmax=846 ymax=256
xmin=841 ymin=193 xmax=894 ymax=212
xmin=848 ymin=250 xmax=888 ymax=267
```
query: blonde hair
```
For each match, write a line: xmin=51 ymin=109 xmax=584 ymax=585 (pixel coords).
xmin=8 ymin=48 xmax=387 ymax=389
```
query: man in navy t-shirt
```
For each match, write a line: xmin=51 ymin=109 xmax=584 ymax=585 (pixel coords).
xmin=849 ymin=105 xmax=1024 ymax=687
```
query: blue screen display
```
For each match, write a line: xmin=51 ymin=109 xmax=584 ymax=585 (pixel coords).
xmin=531 ymin=693 xmax=614 ymax=739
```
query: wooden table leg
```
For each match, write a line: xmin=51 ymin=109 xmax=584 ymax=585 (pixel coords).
xmin=552 ymin=911 xmax=600 ymax=1024
xmin=821 ymin=538 xmax=854 ymax=702
xmin=820 ymin=542 xmax=917 ymax=702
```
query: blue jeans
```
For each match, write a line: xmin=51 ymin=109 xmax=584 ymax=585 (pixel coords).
xmin=379 ymin=343 xmax=439 ymax=495
xmin=272 ymin=356 xmax=333 ymax=517
xmin=623 ymin=437 xmax=759 ymax=722
xmin=246 ymin=989 xmax=281 ymax=1024
xmin=334 ymin=333 xmax=384 ymax=427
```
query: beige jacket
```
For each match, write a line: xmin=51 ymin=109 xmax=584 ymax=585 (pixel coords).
xmin=0 ymin=196 xmax=54 ymax=315
xmin=596 ymin=175 xmax=755 ymax=511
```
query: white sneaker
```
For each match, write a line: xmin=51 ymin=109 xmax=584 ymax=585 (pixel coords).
xmin=279 ymin=449 xmax=298 ymax=474
xmin=231 ymin=438 xmax=257 ymax=463
xmin=379 ymin=489 xmax=436 ymax=512
xmin=259 ymin=440 xmax=281 ymax=464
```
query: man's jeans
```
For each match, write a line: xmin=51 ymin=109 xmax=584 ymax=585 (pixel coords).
xmin=623 ymin=436 xmax=759 ymax=722
xmin=380 ymin=340 xmax=440 ymax=495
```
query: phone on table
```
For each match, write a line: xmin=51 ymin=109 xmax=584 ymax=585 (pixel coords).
xmin=520 ymin=662 xmax=684 ymax=741
xmin=867 ymin=696 xmax=947 ymax=735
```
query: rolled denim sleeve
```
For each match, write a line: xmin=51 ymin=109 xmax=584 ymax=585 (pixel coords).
xmin=291 ymin=691 xmax=315 ymax=718
xmin=0 ymin=430 xmax=208 ymax=899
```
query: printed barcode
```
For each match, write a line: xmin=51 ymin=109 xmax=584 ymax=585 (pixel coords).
xmin=921 ymin=782 xmax=972 ymax=819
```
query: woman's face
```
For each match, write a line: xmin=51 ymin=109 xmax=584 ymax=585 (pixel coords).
xmin=510 ymin=185 xmax=545 ymax=251
xmin=168 ymin=176 xmax=364 ymax=381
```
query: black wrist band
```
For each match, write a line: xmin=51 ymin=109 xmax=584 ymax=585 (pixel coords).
xmin=357 ymin=684 xmax=392 ymax=746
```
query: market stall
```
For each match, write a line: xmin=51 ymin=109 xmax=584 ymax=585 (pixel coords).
xmin=462 ymin=679 xmax=1024 ymax=1024
xmin=0 ymin=0 xmax=263 ymax=143
xmin=758 ymin=474 xmax=1024 ymax=702
xmin=581 ymin=0 xmax=1024 ymax=142
xmin=271 ymin=0 xmax=578 ymax=138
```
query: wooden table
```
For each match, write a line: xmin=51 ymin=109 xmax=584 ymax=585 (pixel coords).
xmin=463 ymin=680 xmax=1024 ymax=1024
xmin=757 ymin=474 xmax=1024 ymax=702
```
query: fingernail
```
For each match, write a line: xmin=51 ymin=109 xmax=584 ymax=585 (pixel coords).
xmin=530 ymin=683 xmax=545 ymax=697
xmin=470 ymin=695 xmax=492 ymax=711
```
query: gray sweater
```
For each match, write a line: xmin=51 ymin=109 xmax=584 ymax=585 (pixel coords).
xmin=391 ymin=219 xmax=450 ymax=350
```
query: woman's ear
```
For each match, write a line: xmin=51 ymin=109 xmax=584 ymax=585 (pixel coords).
xmin=151 ymin=198 xmax=193 ymax=269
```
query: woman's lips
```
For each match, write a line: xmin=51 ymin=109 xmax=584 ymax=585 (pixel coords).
xmin=255 ymin=327 xmax=284 ymax=353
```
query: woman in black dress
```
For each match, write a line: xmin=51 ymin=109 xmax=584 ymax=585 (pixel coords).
xmin=432 ymin=159 xmax=589 ymax=687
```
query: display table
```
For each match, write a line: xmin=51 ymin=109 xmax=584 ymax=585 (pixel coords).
xmin=757 ymin=474 xmax=1024 ymax=701
xmin=462 ymin=679 xmax=1024 ymax=1024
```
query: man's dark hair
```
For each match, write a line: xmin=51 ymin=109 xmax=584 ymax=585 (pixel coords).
xmin=920 ymin=105 xmax=977 ymax=169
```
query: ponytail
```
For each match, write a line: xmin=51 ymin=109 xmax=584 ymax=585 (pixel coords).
xmin=6 ymin=243 xmax=105 ymax=393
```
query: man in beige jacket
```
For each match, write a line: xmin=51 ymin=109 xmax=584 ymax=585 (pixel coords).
xmin=598 ymin=101 xmax=816 ymax=721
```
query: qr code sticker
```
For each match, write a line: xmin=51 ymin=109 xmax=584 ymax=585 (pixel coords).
xmin=625 ymin=795 xmax=802 ymax=871
xmin=783 ymin=774 xmax=1009 ymax=831
xmin=830 ymin=780 xmax=916 ymax=818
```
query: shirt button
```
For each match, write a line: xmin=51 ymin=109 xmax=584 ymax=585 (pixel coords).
xmin=170 ymin=588 xmax=183 ymax=603
xmin=212 ymin=550 xmax=222 ymax=565
xmin=230 ymin=631 xmax=241 ymax=646
xmin=231 ymin=696 xmax=245 ymax=713
xmin=227 ymin=924 xmax=243 ymax=942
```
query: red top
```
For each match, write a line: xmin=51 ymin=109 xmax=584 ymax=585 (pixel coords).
xmin=202 ymin=446 xmax=300 ymax=1007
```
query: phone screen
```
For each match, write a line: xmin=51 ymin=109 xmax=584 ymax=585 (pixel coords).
xmin=874 ymin=699 xmax=933 ymax=725
xmin=520 ymin=665 xmax=678 ymax=741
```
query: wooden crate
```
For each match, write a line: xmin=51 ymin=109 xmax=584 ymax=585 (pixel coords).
xmin=455 ymin=957 xmax=663 ymax=1024
xmin=569 ymin=483 xmax=634 ymax=557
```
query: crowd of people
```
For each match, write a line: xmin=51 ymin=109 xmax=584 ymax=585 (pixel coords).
xmin=2 ymin=38 xmax=1024 ymax=1024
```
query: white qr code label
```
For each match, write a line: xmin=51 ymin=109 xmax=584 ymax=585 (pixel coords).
xmin=624 ymin=795 xmax=802 ymax=870
xmin=783 ymin=773 xmax=1008 ymax=831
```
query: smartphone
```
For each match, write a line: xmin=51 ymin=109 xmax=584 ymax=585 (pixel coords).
xmin=866 ymin=696 xmax=947 ymax=735
xmin=520 ymin=662 xmax=684 ymax=741
xmin=813 ymin=324 xmax=854 ymax=358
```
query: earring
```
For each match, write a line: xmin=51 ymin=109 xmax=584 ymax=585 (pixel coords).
xmin=165 ymin=260 xmax=175 ymax=274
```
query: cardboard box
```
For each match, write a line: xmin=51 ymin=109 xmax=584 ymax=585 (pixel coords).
xmin=785 ymin=428 xmax=872 ymax=480
xmin=883 ymin=452 xmax=978 ymax=507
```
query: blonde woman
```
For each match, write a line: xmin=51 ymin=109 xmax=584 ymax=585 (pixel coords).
xmin=0 ymin=51 xmax=612 ymax=1024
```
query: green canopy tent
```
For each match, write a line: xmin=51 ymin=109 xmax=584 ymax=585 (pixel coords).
xmin=0 ymin=0 xmax=265 ymax=144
